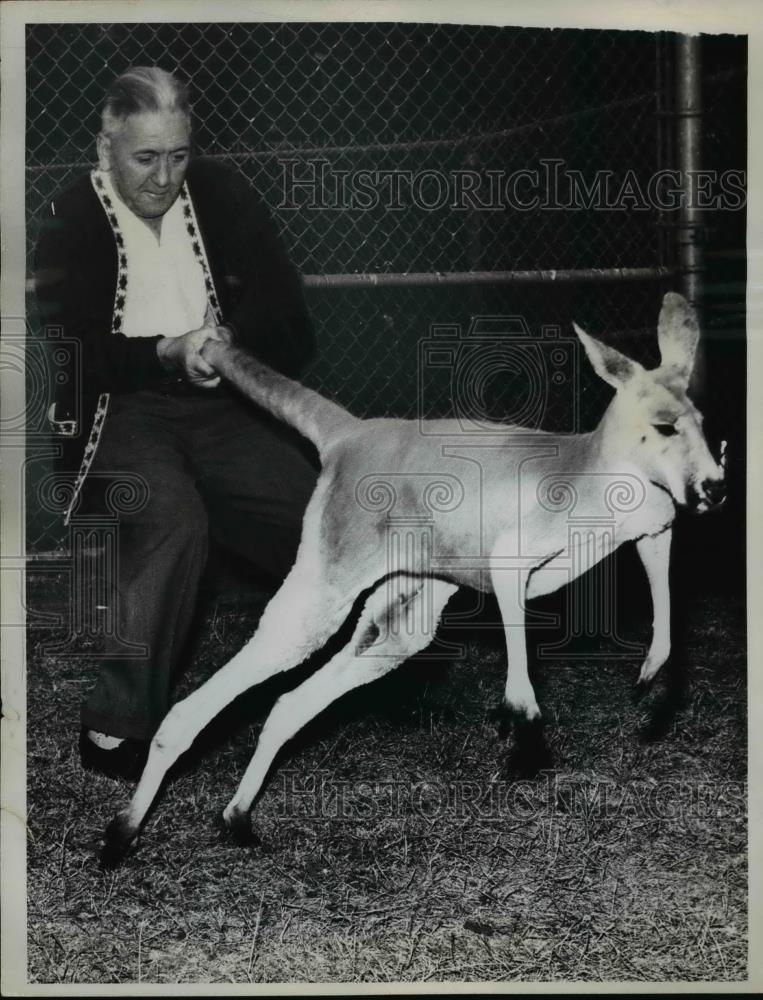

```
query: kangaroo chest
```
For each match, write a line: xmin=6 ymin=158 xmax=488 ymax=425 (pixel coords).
xmin=427 ymin=463 xmax=675 ymax=596
xmin=496 ymin=480 xmax=675 ymax=599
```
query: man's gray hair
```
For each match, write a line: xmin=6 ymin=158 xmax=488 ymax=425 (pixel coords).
xmin=101 ymin=66 xmax=190 ymax=135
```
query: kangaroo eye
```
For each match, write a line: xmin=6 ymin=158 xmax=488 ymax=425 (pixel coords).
xmin=654 ymin=423 xmax=678 ymax=437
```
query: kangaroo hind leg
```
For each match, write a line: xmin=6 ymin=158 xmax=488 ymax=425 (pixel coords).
xmin=99 ymin=560 xmax=356 ymax=868
xmin=221 ymin=576 xmax=459 ymax=843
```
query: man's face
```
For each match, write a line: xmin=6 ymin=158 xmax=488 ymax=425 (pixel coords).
xmin=98 ymin=109 xmax=191 ymax=220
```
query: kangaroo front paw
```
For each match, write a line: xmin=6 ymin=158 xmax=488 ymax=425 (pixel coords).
xmin=507 ymin=715 xmax=552 ymax=777
xmin=99 ymin=812 xmax=138 ymax=869
xmin=490 ymin=702 xmax=515 ymax=739
xmin=637 ymin=648 xmax=670 ymax=687
xmin=504 ymin=693 xmax=541 ymax=724
xmin=492 ymin=696 xmax=542 ymax=736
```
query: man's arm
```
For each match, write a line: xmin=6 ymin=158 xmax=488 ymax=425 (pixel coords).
xmin=157 ymin=323 xmax=227 ymax=388
xmin=34 ymin=206 xmax=171 ymax=394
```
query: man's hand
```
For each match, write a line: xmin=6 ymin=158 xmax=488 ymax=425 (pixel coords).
xmin=157 ymin=324 xmax=231 ymax=388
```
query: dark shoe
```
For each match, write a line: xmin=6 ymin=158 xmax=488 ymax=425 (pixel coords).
xmin=79 ymin=728 xmax=149 ymax=781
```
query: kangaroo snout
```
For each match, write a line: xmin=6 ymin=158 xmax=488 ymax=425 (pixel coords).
xmin=688 ymin=474 xmax=726 ymax=513
xmin=687 ymin=437 xmax=727 ymax=513
xmin=702 ymin=476 xmax=726 ymax=508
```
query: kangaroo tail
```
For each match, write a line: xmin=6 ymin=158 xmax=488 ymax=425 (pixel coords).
xmin=202 ymin=341 xmax=357 ymax=457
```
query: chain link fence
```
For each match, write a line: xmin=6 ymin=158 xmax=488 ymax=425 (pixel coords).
xmin=24 ymin=21 xmax=745 ymax=555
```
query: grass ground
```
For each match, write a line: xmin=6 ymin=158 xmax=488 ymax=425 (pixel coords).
xmin=25 ymin=566 xmax=747 ymax=985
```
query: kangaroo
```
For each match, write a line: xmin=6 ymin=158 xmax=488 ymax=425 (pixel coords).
xmin=100 ymin=292 xmax=726 ymax=866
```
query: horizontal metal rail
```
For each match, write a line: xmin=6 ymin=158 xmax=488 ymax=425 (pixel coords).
xmin=302 ymin=267 xmax=674 ymax=289
xmin=25 ymin=267 xmax=676 ymax=297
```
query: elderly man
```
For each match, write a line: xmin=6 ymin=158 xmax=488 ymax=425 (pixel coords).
xmin=35 ymin=66 xmax=318 ymax=778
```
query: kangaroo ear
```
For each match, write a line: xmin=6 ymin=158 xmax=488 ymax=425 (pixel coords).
xmin=573 ymin=322 xmax=642 ymax=389
xmin=657 ymin=292 xmax=699 ymax=384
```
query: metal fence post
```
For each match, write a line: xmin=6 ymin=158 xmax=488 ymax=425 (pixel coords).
xmin=675 ymin=34 xmax=704 ymax=313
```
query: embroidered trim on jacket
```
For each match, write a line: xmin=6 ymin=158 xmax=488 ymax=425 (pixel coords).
xmin=179 ymin=184 xmax=223 ymax=325
xmin=62 ymin=171 xmax=118 ymax=523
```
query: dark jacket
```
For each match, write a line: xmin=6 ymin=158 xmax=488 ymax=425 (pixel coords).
xmin=34 ymin=156 xmax=315 ymax=456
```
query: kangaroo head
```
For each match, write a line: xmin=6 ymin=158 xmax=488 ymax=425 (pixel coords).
xmin=573 ymin=292 xmax=726 ymax=513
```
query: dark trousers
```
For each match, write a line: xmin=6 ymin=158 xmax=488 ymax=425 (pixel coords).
xmin=80 ymin=386 xmax=319 ymax=739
